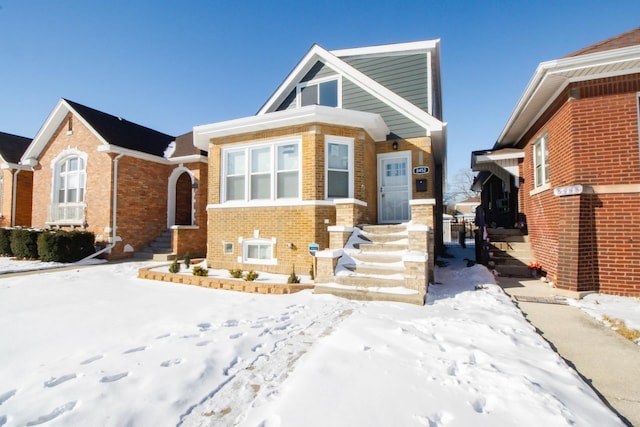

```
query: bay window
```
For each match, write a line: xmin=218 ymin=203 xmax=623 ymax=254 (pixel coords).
xmin=222 ymin=138 xmax=300 ymax=203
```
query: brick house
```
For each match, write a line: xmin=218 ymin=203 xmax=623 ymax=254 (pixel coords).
xmin=472 ymin=27 xmax=640 ymax=296
xmin=21 ymin=99 xmax=207 ymax=259
xmin=0 ymin=131 xmax=33 ymax=227
xmin=194 ymin=40 xmax=446 ymax=291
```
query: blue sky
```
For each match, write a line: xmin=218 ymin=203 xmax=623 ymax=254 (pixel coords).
xmin=1 ymin=1 xmax=639 ymax=181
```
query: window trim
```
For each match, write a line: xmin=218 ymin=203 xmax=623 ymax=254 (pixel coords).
xmin=221 ymin=137 xmax=301 ymax=204
xmin=48 ymin=149 xmax=88 ymax=226
xmin=242 ymin=238 xmax=277 ymax=265
xmin=296 ymin=76 xmax=342 ymax=108
xmin=532 ymin=133 xmax=549 ymax=188
xmin=325 ymin=135 xmax=354 ymax=200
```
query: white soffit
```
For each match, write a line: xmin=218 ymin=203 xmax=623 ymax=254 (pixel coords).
xmin=193 ymin=105 xmax=389 ymax=150
xmin=498 ymin=45 xmax=640 ymax=146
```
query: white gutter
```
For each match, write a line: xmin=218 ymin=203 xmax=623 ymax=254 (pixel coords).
xmin=80 ymin=152 xmax=124 ymax=261
xmin=11 ymin=170 xmax=20 ymax=227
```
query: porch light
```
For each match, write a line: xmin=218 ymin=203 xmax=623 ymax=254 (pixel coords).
xmin=392 ymin=141 xmax=398 ymax=150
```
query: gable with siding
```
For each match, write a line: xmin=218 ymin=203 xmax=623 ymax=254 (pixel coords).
xmin=276 ymin=60 xmax=429 ymax=139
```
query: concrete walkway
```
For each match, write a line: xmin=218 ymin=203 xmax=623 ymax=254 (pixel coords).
xmin=498 ymin=276 xmax=640 ymax=426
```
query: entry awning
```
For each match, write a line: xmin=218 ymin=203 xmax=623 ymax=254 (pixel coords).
xmin=471 ymin=148 xmax=524 ymax=185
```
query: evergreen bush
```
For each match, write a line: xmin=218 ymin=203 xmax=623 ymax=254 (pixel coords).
xmin=183 ymin=252 xmax=191 ymax=269
xmin=229 ymin=268 xmax=243 ymax=279
xmin=287 ymin=265 xmax=300 ymax=284
xmin=0 ymin=228 xmax=12 ymax=256
xmin=244 ymin=270 xmax=259 ymax=281
xmin=11 ymin=228 xmax=41 ymax=259
xmin=192 ymin=265 xmax=208 ymax=276
xmin=168 ymin=258 xmax=180 ymax=274
xmin=37 ymin=230 xmax=95 ymax=262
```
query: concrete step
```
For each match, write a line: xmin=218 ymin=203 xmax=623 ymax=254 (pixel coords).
xmin=313 ymin=284 xmax=424 ymax=305
xmin=486 ymin=228 xmax=523 ymax=237
xmin=351 ymin=253 xmax=403 ymax=264
xmin=493 ymin=264 xmax=535 ymax=278
xmin=360 ymin=224 xmax=407 ymax=234
xmin=357 ymin=243 xmax=408 ymax=253
xmin=343 ymin=262 xmax=405 ymax=276
xmin=489 ymin=241 xmax=531 ymax=251
xmin=333 ymin=274 xmax=405 ymax=288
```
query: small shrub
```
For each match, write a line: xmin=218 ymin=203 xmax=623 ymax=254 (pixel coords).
xmin=37 ymin=230 xmax=95 ymax=262
xmin=0 ymin=228 xmax=12 ymax=256
xmin=287 ymin=265 xmax=300 ymax=284
xmin=309 ymin=263 xmax=314 ymax=281
xmin=11 ymin=228 xmax=41 ymax=259
xmin=183 ymin=253 xmax=191 ymax=269
xmin=168 ymin=258 xmax=180 ymax=274
xmin=229 ymin=268 xmax=243 ymax=279
xmin=192 ymin=265 xmax=208 ymax=276
xmin=244 ymin=270 xmax=259 ymax=281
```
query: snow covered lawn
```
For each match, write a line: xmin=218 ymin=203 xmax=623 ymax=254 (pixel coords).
xmin=0 ymin=250 xmax=630 ymax=426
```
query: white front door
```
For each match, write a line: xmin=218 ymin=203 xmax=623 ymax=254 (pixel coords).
xmin=378 ymin=152 xmax=411 ymax=224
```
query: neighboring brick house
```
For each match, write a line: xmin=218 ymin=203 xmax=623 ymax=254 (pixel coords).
xmin=194 ymin=40 xmax=446 ymax=277
xmin=472 ymin=27 xmax=640 ymax=296
xmin=21 ymin=99 xmax=207 ymax=259
xmin=0 ymin=131 xmax=33 ymax=227
xmin=454 ymin=196 xmax=480 ymax=221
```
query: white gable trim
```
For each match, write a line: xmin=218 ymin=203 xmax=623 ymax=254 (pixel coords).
xmin=257 ymin=44 xmax=444 ymax=135
xmin=21 ymin=99 xmax=109 ymax=166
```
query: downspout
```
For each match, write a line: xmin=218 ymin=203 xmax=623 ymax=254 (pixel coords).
xmin=79 ymin=152 xmax=124 ymax=262
xmin=11 ymin=169 xmax=20 ymax=227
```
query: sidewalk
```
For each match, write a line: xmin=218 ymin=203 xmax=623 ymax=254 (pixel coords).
xmin=498 ymin=275 xmax=640 ymax=427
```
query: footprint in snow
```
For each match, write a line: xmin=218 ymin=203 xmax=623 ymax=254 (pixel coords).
xmin=223 ymin=319 xmax=239 ymax=327
xmin=160 ymin=358 xmax=182 ymax=367
xmin=0 ymin=389 xmax=16 ymax=405
xmin=25 ymin=401 xmax=76 ymax=426
xmin=156 ymin=333 xmax=172 ymax=339
xmin=44 ymin=374 xmax=77 ymax=388
xmin=196 ymin=340 xmax=212 ymax=347
xmin=197 ymin=322 xmax=211 ymax=331
xmin=229 ymin=332 xmax=245 ymax=340
xmin=80 ymin=355 xmax=103 ymax=365
xmin=0 ymin=414 xmax=6 ymax=427
xmin=100 ymin=372 xmax=129 ymax=383
xmin=123 ymin=346 xmax=147 ymax=354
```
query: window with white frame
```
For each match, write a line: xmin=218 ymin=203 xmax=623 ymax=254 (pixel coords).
xmin=325 ymin=136 xmax=354 ymax=199
xmin=222 ymin=138 xmax=300 ymax=203
xmin=242 ymin=239 xmax=275 ymax=264
xmin=533 ymin=134 xmax=549 ymax=188
xmin=50 ymin=152 xmax=87 ymax=224
xmin=297 ymin=77 xmax=340 ymax=108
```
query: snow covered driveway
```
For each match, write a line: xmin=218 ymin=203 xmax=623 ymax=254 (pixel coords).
xmin=0 ymin=255 xmax=625 ymax=426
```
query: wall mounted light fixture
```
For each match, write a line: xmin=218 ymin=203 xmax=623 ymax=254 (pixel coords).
xmin=392 ymin=141 xmax=398 ymax=150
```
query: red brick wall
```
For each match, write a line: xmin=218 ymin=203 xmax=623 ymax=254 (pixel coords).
xmin=115 ymin=156 xmax=172 ymax=254
xmin=520 ymin=74 xmax=640 ymax=296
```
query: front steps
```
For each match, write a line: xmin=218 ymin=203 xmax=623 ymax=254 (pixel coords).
xmin=486 ymin=228 xmax=535 ymax=278
xmin=133 ymin=230 xmax=176 ymax=261
xmin=313 ymin=224 xmax=426 ymax=305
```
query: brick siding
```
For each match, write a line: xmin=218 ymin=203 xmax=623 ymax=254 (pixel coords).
xmin=520 ymin=74 xmax=640 ymax=296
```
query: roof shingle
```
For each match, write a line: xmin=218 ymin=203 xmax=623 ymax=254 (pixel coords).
xmin=564 ymin=27 xmax=640 ymax=58
xmin=0 ymin=131 xmax=32 ymax=164
xmin=64 ymin=99 xmax=175 ymax=157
